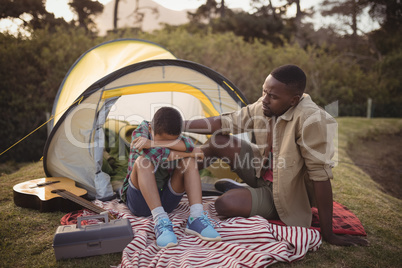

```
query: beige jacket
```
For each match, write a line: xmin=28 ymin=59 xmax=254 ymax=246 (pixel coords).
xmin=221 ymin=94 xmax=337 ymax=227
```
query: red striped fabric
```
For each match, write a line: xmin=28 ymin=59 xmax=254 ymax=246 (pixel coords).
xmin=95 ymin=196 xmax=321 ymax=267
xmin=268 ymin=201 xmax=367 ymax=236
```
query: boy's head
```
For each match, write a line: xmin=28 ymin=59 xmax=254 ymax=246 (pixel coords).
xmin=151 ymin=107 xmax=183 ymax=136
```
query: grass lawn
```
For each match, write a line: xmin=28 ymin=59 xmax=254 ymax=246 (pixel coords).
xmin=1 ymin=117 xmax=401 ymax=267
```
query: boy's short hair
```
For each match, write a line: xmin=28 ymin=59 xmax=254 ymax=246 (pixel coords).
xmin=271 ymin=64 xmax=306 ymax=95
xmin=151 ymin=107 xmax=183 ymax=136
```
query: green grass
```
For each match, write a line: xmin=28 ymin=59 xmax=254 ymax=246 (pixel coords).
xmin=1 ymin=117 xmax=401 ymax=267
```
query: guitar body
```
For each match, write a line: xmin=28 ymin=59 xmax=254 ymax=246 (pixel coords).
xmin=13 ymin=177 xmax=88 ymax=212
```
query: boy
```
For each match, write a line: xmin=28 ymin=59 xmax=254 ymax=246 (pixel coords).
xmin=120 ymin=107 xmax=221 ymax=248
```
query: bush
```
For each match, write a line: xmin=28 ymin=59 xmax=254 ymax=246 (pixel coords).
xmin=0 ymin=27 xmax=101 ymax=163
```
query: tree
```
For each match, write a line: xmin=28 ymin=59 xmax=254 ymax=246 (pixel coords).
xmin=248 ymin=0 xmax=314 ymax=47
xmin=364 ymin=0 xmax=402 ymax=116
xmin=0 ymin=0 xmax=68 ymax=30
xmin=189 ymin=0 xmax=228 ymax=20
xmin=186 ymin=0 xmax=290 ymax=45
xmin=0 ymin=0 xmax=46 ymax=21
xmin=68 ymin=0 xmax=104 ymax=33
xmin=129 ymin=0 xmax=159 ymax=30
xmin=112 ymin=0 xmax=159 ymax=32
xmin=0 ymin=27 xmax=99 ymax=163
xmin=188 ymin=0 xmax=220 ymax=22
xmin=113 ymin=0 xmax=120 ymax=32
xmin=365 ymin=0 xmax=402 ymax=55
xmin=320 ymin=0 xmax=371 ymax=38
xmin=215 ymin=11 xmax=286 ymax=45
xmin=287 ymin=0 xmax=314 ymax=46
xmin=248 ymin=0 xmax=317 ymax=45
xmin=220 ymin=0 xmax=226 ymax=17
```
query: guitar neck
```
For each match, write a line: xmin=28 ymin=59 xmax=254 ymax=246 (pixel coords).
xmin=55 ymin=189 xmax=108 ymax=216
xmin=14 ymin=178 xmax=116 ymax=219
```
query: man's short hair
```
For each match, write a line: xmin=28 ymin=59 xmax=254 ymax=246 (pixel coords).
xmin=270 ymin=64 xmax=306 ymax=95
xmin=151 ymin=107 xmax=183 ymax=136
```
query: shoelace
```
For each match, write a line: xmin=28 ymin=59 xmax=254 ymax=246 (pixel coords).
xmin=199 ymin=211 xmax=221 ymax=228
xmin=156 ymin=218 xmax=174 ymax=232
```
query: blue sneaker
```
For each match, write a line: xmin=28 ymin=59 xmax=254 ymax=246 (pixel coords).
xmin=185 ymin=212 xmax=221 ymax=241
xmin=154 ymin=218 xmax=178 ymax=248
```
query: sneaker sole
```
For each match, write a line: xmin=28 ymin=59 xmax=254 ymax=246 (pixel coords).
xmin=216 ymin=178 xmax=247 ymax=186
xmin=185 ymin=228 xmax=222 ymax=242
xmin=157 ymin=241 xmax=178 ymax=249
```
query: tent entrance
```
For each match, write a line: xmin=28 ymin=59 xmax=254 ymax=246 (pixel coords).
xmin=44 ymin=39 xmax=249 ymax=200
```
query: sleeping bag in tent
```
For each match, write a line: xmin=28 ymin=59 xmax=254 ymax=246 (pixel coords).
xmin=43 ymin=39 xmax=248 ymax=200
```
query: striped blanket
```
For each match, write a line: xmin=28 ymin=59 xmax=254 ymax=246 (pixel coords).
xmin=92 ymin=196 xmax=321 ymax=267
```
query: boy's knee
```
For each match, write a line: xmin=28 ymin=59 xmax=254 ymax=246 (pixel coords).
xmin=134 ymin=156 xmax=154 ymax=170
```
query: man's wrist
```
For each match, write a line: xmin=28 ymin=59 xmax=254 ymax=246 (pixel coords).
xmin=321 ymin=228 xmax=336 ymax=241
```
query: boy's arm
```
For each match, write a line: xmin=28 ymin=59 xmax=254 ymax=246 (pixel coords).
xmin=130 ymin=121 xmax=151 ymax=150
xmin=132 ymin=116 xmax=223 ymax=151
xmin=132 ymin=136 xmax=188 ymax=152
xmin=166 ymin=147 xmax=204 ymax=162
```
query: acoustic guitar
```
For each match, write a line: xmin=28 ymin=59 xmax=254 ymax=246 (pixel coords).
xmin=13 ymin=177 xmax=113 ymax=219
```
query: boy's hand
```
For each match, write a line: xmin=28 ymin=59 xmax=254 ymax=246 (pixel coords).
xmin=131 ymin=136 xmax=151 ymax=151
xmin=192 ymin=147 xmax=204 ymax=161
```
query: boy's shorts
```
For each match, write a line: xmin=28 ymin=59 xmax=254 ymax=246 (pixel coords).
xmin=232 ymin=139 xmax=279 ymax=220
xmin=126 ymin=167 xmax=184 ymax=217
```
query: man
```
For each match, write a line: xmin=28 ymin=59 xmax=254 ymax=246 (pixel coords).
xmin=184 ymin=64 xmax=368 ymax=246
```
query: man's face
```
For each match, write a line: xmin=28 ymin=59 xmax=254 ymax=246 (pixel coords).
xmin=261 ymin=75 xmax=300 ymax=117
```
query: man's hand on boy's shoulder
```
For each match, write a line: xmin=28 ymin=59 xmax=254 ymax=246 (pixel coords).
xmin=131 ymin=136 xmax=151 ymax=151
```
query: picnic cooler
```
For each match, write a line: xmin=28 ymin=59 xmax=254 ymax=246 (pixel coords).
xmin=53 ymin=214 xmax=133 ymax=260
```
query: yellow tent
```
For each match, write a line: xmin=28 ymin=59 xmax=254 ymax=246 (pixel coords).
xmin=44 ymin=39 xmax=248 ymax=200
